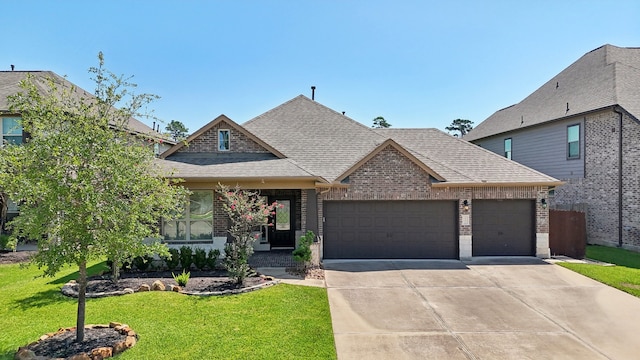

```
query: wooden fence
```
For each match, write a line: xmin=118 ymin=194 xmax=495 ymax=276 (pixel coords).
xmin=549 ymin=209 xmax=586 ymax=259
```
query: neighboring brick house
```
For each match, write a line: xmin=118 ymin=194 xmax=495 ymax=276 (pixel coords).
xmin=0 ymin=70 xmax=173 ymax=230
xmin=465 ymin=44 xmax=640 ymax=251
xmin=158 ymin=95 xmax=560 ymax=260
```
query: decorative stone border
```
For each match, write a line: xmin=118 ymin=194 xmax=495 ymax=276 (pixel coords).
xmin=14 ymin=322 xmax=137 ymax=360
xmin=61 ymin=277 xmax=280 ymax=298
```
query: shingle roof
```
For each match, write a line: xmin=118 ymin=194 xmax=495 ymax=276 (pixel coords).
xmin=243 ymin=95 xmax=386 ymax=182
xmin=375 ymin=128 xmax=560 ymax=185
xmin=0 ymin=71 xmax=166 ymax=139
xmin=155 ymin=157 xmax=317 ymax=180
xmin=240 ymin=95 xmax=559 ymax=186
xmin=465 ymin=44 xmax=640 ymax=141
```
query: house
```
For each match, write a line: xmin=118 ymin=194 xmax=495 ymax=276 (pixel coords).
xmin=0 ymin=70 xmax=173 ymax=229
xmin=464 ymin=44 xmax=640 ymax=251
xmin=158 ymin=95 xmax=560 ymax=260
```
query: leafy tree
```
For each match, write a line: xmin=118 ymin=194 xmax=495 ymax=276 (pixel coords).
xmin=0 ymin=53 xmax=188 ymax=343
xmin=165 ymin=120 xmax=189 ymax=141
xmin=372 ymin=116 xmax=391 ymax=128
xmin=217 ymin=184 xmax=280 ymax=284
xmin=445 ymin=118 xmax=474 ymax=137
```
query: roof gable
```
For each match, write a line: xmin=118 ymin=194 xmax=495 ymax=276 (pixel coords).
xmin=160 ymin=114 xmax=285 ymax=158
xmin=466 ymin=44 xmax=640 ymax=141
xmin=335 ymin=138 xmax=445 ymax=183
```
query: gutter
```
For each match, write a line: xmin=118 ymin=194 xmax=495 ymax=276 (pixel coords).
xmin=431 ymin=181 xmax=564 ymax=188
xmin=614 ymin=107 xmax=624 ymax=247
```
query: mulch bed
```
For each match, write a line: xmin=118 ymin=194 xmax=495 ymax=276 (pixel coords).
xmin=86 ymin=270 xmax=268 ymax=294
xmin=0 ymin=250 xmax=35 ymax=265
xmin=24 ymin=326 xmax=127 ymax=359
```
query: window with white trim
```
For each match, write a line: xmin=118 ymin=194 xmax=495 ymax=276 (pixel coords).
xmin=163 ymin=190 xmax=213 ymax=242
xmin=1 ymin=117 xmax=22 ymax=146
xmin=218 ymin=129 xmax=230 ymax=151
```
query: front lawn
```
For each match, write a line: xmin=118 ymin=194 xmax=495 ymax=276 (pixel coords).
xmin=559 ymin=245 xmax=640 ymax=298
xmin=0 ymin=261 xmax=336 ymax=359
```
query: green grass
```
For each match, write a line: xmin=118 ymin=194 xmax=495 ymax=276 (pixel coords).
xmin=0 ymin=261 xmax=336 ymax=359
xmin=559 ymin=245 xmax=640 ymax=298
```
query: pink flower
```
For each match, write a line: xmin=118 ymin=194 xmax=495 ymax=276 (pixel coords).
xmin=231 ymin=205 xmax=235 ymax=210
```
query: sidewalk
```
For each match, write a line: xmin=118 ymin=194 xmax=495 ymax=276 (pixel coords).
xmin=256 ymin=267 xmax=325 ymax=288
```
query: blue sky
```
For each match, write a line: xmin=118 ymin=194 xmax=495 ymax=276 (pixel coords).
xmin=2 ymin=1 xmax=638 ymax=134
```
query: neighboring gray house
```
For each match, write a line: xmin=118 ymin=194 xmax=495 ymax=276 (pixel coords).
xmin=465 ymin=44 xmax=640 ymax=251
xmin=158 ymin=95 xmax=560 ymax=260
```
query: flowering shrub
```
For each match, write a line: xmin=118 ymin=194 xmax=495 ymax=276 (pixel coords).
xmin=218 ymin=184 xmax=281 ymax=284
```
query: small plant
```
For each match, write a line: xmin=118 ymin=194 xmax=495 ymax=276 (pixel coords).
xmin=172 ymin=269 xmax=190 ymax=287
xmin=293 ymin=230 xmax=315 ymax=270
xmin=0 ymin=234 xmax=16 ymax=251
xmin=132 ymin=255 xmax=153 ymax=271
xmin=179 ymin=246 xmax=193 ymax=271
xmin=165 ymin=248 xmax=180 ymax=270
xmin=193 ymin=248 xmax=207 ymax=270
xmin=207 ymin=248 xmax=221 ymax=270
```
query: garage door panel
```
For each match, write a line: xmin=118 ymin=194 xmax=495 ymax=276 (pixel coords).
xmin=324 ymin=201 xmax=457 ymax=259
xmin=472 ymin=200 xmax=534 ymax=256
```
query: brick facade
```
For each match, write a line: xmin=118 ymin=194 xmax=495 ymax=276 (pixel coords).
xmin=552 ymin=109 xmax=640 ymax=250
xmin=179 ymin=120 xmax=271 ymax=153
xmin=316 ymin=146 xmax=549 ymax=255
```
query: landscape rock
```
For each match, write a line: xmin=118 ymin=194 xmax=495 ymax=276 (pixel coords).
xmin=137 ymin=284 xmax=150 ymax=292
xmin=14 ymin=348 xmax=36 ymax=360
xmin=123 ymin=288 xmax=134 ymax=294
xmin=151 ymin=280 xmax=165 ymax=291
xmin=67 ymin=353 xmax=91 ymax=360
xmin=90 ymin=346 xmax=112 ymax=360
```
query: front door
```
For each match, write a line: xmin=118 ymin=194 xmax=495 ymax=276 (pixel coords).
xmin=268 ymin=197 xmax=295 ymax=248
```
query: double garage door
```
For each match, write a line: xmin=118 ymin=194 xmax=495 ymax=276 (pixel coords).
xmin=323 ymin=200 xmax=534 ymax=259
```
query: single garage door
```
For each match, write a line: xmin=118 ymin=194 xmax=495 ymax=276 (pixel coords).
xmin=472 ymin=199 xmax=534 ymax=256
xmin=323 ymin=200 xmax=457 ymax=259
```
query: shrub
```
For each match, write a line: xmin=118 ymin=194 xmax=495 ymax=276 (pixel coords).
xmin=207 ymin=248 xmax=221 ymax=270
xmin=179 ymin=246 xmax=193 ymax=271
xmin=193 ymin=248 xmax=207 ymax=270
xmin=0 ymin=234 xmax=16 ymax=250
xmin=132 ymin=255 xmax=153 ymax=271
xmin=293 ymin=230 xmax=315 ymax=270
xmin=217 ymin=184 xmax=280 ymax=284
xmin=172 ymin=269 xmax=190 ymax=287
xmin=165 ymin=248 xmax=180 ymax=270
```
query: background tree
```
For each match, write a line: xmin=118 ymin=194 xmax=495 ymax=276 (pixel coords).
xmin=165 ymin=120 xmax=189 ymax=141
xmin=372 ymin=116 xmax=391 ymax=128
xmin=217 ymin=184 xmax=280 ymax=284
xmin=445 ymin=118 xmax=474 ymax=137
xmin=0 ymin=53 xmax=188 ymax=343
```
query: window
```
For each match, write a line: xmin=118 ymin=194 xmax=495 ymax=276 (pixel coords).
xmin=218 ymin=129 xmax=230 ymax=151
xmin=567 ymin=124 xmax=580 ymax=159
xmin=1 ymin=117 xmax=22 ymax=146
xmin=504 ymin=138 xmax=512 ymax=159
xmin=163 ymin=190 xmax=213 ymax=242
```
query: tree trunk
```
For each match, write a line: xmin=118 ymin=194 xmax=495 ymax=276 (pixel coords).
xmin=76 ymin=260 xmax=87 ymax=342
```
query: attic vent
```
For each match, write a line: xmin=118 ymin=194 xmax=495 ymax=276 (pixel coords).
xmin=10 ymin=64 xmax=14 ymax=71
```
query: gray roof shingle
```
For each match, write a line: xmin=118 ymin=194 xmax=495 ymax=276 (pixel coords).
xmin=465 ymin=44 xmax=640 ymax=141
xmin=156 ymin=157 xmax=317 ymax=180
xmin=240 ymin=95 xmax=559 ymax=185
xmin=375 ymin=128 xmax=559 ymax=185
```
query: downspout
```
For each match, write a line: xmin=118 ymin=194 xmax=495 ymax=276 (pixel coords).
xmin=614 ymin=107 xmax=623 ymax=247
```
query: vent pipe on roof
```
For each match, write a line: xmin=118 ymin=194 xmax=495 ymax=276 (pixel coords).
xmin=311 ymin=86 xmax=316 ymax=100
xmin=342 ymin=111 xmax=345 ymax=115
xmin=10 ymin=64 xmax=15 ymax=71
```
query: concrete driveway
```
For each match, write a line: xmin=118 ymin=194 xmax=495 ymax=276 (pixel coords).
xmin=325 ymin=258 xmax=640 ymax=360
